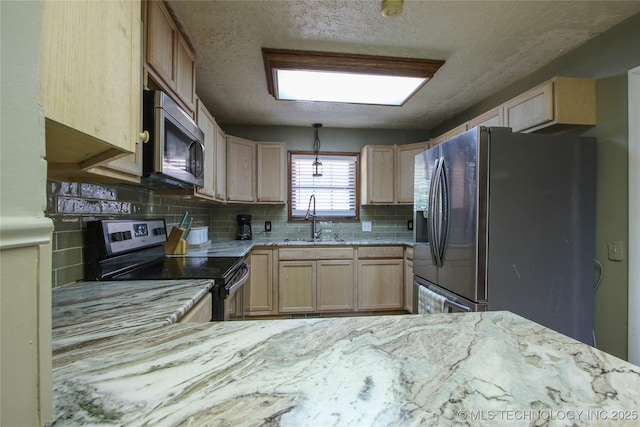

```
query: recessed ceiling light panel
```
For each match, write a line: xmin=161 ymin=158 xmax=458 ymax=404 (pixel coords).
xmin=263 ymin=48 xmax=444 ymax=106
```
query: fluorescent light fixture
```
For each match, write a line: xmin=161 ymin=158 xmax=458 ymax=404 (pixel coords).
xmin=277 ymin=69 xmax=426 ymax=105
xmin=263 ymin=48 xmax=445 ymax=106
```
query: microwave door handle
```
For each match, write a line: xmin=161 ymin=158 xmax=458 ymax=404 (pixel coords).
xmin=188 ymin=141 xmax=205 ymax=177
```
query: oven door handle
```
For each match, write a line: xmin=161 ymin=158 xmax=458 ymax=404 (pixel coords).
xmin=443 ymin=298 xmax=471 ymax=313
xmin=225 ymin=264 xmax=250 ymax=296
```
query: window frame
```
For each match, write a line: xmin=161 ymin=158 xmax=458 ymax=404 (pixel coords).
xmin=288 ymin=150 xmax=360 ymax=221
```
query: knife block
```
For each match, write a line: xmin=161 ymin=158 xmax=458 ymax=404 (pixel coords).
xmin=165 ymin=227 xmax=187 ymax=255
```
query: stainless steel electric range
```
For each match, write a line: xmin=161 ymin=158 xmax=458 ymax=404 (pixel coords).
xmin=84 ymin=219 xmax=250 ymax=321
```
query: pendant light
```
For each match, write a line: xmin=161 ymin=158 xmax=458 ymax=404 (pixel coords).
xmin=312 ymin=123 xmax=323 ymax=177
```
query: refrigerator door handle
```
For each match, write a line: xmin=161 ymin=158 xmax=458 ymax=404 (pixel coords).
xmin=438 ymin=158 xmax=450 ymax=263
xmin=431 ymin=158 xmax=444 ymax=266
xmin=427 ymin=158 xmax=439 ymax=266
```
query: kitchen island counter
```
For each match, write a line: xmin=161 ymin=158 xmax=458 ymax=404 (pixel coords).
xmin=51 ymin=288 xmax=640 ymax=426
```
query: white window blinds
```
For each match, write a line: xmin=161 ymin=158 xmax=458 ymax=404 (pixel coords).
xmin=290 ymin=153 xmax=358 ymax=219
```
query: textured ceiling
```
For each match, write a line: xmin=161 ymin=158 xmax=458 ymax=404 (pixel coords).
xmin=168 ymin=0 xmax=640 ymax=130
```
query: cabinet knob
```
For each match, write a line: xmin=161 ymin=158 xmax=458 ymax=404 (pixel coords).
xmin=139 ymin=130 xmax=150 ymax=143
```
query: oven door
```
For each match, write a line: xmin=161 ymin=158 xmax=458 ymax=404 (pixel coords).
xmin=224 ymin=262 xmax=251 ymax=321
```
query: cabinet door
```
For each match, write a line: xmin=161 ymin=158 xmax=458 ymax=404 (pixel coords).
xmin=357 ymin=259 xmax=404 ymax=310
xmin=317 ymin=260 xmax=354 ymax=312
xmin=446 ymin=123 xmax=469 ymax=139
xmin=214 ymin=125 xmax=227 ymax=201
xmin=361 ymin=145 xmax=395 ymax=204
xmin=249 ymin=250 xmax=274 ymax=315
xmin=279 ymin=261 xmax=315 ymax=313
xmin=176 ymin=34 xmax=196 ymax=112
xmin=404 ymin=259 xmax=414 ymax=313
xmin=257 ymin=142 xmax=287 ymax=203
xmin=145 ymin=0 xmax=176 ymax=89
xmin=429 ymin=133 xmax=448 ymax=147
xmin=395 ymin=142 xmax=428 ymax=204
xmin=41 ymin=0 xmax=141 ymax=168
xmin=226 ymin=136 xmax=256 ymax=202
xmin=505 ymin=81 xmax=554 ymax=132
xmin=195 ymin=98 xmax=216 ymax=198
xmin=468 ymin=106 xmax=504 ymax=129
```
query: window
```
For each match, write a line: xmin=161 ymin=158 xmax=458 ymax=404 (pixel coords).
xmin=263 ymin=48 xmax=445 ymax=106
xmin=289 ymin=152 xmax=359 ymax=220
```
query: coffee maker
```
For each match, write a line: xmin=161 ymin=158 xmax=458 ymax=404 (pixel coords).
xmin=236 ymin=215 xmax=252 ymax=240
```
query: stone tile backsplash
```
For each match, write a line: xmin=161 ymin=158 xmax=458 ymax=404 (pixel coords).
xmin=47 ymin=180 xmax=413 ymax=287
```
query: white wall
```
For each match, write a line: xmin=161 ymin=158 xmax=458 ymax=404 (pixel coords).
xmin=0 ymin=1 xmax=53 ymax=424
xmin=629 ymin=66 xmax=640 ymax=366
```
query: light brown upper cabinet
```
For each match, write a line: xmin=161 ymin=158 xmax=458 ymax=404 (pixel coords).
xmin=468 ymin=106 xmax=505 ymax=129
xmin=214 ymin=126 xmax=227 ymax=201
xmin=429 ymin=122 xmax=469 ymax=147
xmin=361 ymin=145 xmax=396 ymax=204
xmin=362 ymin=142 xmax=429 ymax=205
xmin=41 ymin=0 xmax=144 ymax=181
xmin=195 ymin=98 xmax=217 ymax=200
xmin=226 ymin=136 xmax=256 ymax=202
xmin=504 ymin=77 xmax=596 ymax=133
xmin=431 ymin=76 xmax=596 ymax=142
xmin=144 ymin=0 xmax=196 ymax=114
xmin=395 ymin=142 xmax=429 ymax=204
xmin=257 ymin=143 xmax=287 ymax=203
xmin=226 ymin=136 xmax=287 ymax=204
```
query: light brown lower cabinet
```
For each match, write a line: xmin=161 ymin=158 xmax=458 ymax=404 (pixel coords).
xmin=253 ymin=246 xmax=408 ymax=316
xmin=248 ymin=249 xmax=275 ymax=315
xmin=278 ymin=247 xmax=355 ymax=314
xmin=179 ymin=292 xmax=212 ymax=323
xmin=317 ymin=260 xmax=354 ymax=311
xmin=279 ymin=260 xmax=316 ymax=313
xmin=278 ymin=260 xmax=355 ymax=313
xmin=357 ymin=259 xmax=404 ymax=311
xmin=404 ymin=259 xmax=414 ymax=313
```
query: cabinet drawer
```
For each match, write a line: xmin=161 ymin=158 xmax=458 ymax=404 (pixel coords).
xmin=358 ymin=246 xmax=404 ymax=259
xmin=279 ymin=247 xmax=354 ymax=260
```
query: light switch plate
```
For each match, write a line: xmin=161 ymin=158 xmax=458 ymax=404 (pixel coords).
xmin=607 ymin=241 xmax=624 ymax=261
xmin=362 ymin=221 xmax=372 ymax=232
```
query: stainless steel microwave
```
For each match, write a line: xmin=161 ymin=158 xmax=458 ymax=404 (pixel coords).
xmin=142 ymin=90 xmax=205 ymax=188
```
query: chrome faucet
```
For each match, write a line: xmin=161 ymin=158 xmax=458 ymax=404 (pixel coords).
xmin=304 ymin=194 xmax=322 ymax=240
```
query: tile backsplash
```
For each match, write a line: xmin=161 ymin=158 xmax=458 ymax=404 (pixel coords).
xmin=47 ymin=181 xmax=413 ymax=287
xmin=208 ymin=204 xmax=413 ymax=241
xmin=46 ymin=181 xmax=211 ymax=287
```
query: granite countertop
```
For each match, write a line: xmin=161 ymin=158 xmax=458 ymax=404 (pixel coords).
xmin=50 ymin=280 xmax=640 ymax=426
xmin=179 ymin=238 xmax=414 ymax=258
xmin=52 ymin=279 xmax=214 ymax=352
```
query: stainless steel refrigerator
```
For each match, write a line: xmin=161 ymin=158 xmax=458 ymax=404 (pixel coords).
xmin=413 ymin=127 xmax=596 ymax=344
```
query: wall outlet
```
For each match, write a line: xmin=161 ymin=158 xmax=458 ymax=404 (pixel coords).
xmin=265 ymin=221 xmax=272 ymax=232
xmin=362 ymin=221 xmax=372 ymax=232
xmin=607 ymin=241 xmax=624 ymax=261
xmin=408 ymin=220 xmax=413 ymax=231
